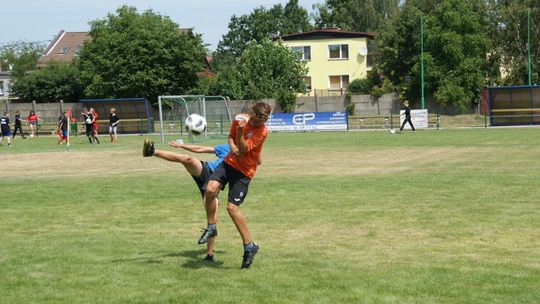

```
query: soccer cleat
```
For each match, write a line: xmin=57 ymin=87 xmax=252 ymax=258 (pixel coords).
xmin=203 ymin=254 xmax=215 ymax=262
xmin=241 ymin=243 xmax=259 ymax=269
xmin=143 ymin=139 xmax=155 ymax=157
xmin=197 ymin=228 xmax=217 ymax=244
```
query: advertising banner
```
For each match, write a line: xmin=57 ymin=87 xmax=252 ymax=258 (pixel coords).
xmin=267 ymin=112 xmax=348 ymax=132
xmin=399 ymin=109 xmax=429 ymax=129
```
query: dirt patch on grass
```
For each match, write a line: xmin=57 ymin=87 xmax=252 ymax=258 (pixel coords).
xmin=2 ymin=150 xmax=179 ymax=179
xmin=3 ymin=146 xmax=482 ymax=179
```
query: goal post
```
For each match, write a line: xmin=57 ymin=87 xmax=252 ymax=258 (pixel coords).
xmin=158 ymin=95 xmax=232 ymax=143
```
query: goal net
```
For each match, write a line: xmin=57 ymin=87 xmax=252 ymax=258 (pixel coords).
xmin=157 ymin=95 xmax=232 ymax=142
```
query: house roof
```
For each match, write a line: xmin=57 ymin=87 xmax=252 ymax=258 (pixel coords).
xmin=275 ymin=27 xmax=375 ymax=41
xmin=37 ymin=30 xmax=90 ymax=68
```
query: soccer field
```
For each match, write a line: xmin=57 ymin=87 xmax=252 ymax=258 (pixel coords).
xmin=1 ymin=129 xmax=539 ymax=303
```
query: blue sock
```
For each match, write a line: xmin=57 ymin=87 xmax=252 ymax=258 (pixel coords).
xmin=244 ymin=242 xmax=255 ymax=252
xmin=207 ymin=224 xmax=216 ymax=231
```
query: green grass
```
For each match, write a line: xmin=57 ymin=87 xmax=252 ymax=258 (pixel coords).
xmin=1 ymin=129 xmax=539 ymax=303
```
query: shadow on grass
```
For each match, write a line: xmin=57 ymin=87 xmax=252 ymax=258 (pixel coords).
xmin=112 ymin=249 xmax=228 ymax=269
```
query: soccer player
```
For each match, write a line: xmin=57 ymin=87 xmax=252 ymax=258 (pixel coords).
xmin=57 ymin=111 xmax=69 ymax=145
xmin=90 ymin=108 xmax=100 ymax=144
xmin=12 ymin=110 xmax=26 ymax=139
xmin=400 ymin=100 xmax=416 ymax=132
xmin=142 ymin=139 xmax=231 ymax=261
xmin=82 ymin=108 xmax=99 ymax=144
xmin=108 ymin=108 xmax=120 ymax=143
xmin=0 ymin=111 xmax=12 ymax=147
xmin=201 ymin=101 xmax=271 ymax=269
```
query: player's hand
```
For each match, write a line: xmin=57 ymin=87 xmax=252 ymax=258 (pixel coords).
xmin=237 ymin=118 xmax=247 ymax=129
xmin=231 ymin=145 xmax=240 ymax=156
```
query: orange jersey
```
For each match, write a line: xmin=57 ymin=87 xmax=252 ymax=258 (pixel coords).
xmin=224 ymin=118 xmax=268 ymax=179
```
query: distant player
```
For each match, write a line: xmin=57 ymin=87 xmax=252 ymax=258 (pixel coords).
xmin=26 ymin=111 xmax=39 ymax=138
xmin=57 ymin=111 xmax=69 ymax=145
xmin=400 ymin=100 xmax=416 ymax=132
xmin=0 ymin=111 xmax=12 ymax=147
xmin=202 ymin=101 xmax=271 ymax=269
xmin=143 ymin=139 xmax=231 ymax=261
xmin=12 ymin=110 xmax=26 ymax=139
xmin=90 ymin=108 xmax=100 ymax=142
xmin=108 ymin=108 xmax=120 ymax=143
xmin=82 ymin=108 xmax=96 ymax=144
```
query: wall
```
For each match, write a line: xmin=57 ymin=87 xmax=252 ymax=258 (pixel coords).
xmin=228 ymin=93 xmax=399 ymax=116
xmin=1 ymin=101 xmax=84 ymax=123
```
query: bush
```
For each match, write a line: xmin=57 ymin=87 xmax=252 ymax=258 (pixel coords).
xmin=347 ymin=78 xmax=372 ymax=95
xmin=275 ymin=90 xmax=297 ymax=113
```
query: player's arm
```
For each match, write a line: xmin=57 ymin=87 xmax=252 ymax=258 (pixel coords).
xmin=168 ymin=142 xmax=214 ymax=153
xmin=236 ymin=121 xmax=266 ymax=155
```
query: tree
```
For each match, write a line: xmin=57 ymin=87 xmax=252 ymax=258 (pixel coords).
xmin=0 ymin=41 xmax=45 ymax=78
xmin=490 ymin=1 xmax=540 ymax=85
xmin=313 ymin=0 xmax=400 ymax=32
xmin=218 ymin=39 xmax=307 ymax=107
xmin=377 ymin=0 xmax=490 ymax=110
xmin=78 ymin=6 xmax=206 ymax=105
xmin=10 ymin=61 xmax=84 ymax=102
xmin=217 ymin=0 xmax=312 ymax=56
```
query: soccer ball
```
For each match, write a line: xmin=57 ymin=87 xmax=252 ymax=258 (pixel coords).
xmin=185 ymin=114 xmax=207 ymax=135
xmin=390 ymin=129 xmax=396 ymax=134
xmin=85 ymin=118 xmax=92 ymax=124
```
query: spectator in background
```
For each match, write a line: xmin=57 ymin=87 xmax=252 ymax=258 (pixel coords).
xmin=12 ymin=110 xmax=26 ymax=139
xmin=57 ymin=111 xmax=69 ymax=145
xmin=1 ymin=111 xmax=12 ymax=147
xmin=90 ymin=108 xmax=99 ymax=142
xmin=108 ymin=108 xmax=120 ymax=143
xmin=27 ymin=111 xmax=39 ymax=138
xmin=400 ymin=100 xmax=416 ymax=132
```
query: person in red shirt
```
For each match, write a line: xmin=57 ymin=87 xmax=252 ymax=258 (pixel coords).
xmin=26 ymin=111 xmax=39 ymax=138
xmin=200 ymin=101 xmax=271 ymax=269
xmin=90 ymin=108 xmax=100 ymax=144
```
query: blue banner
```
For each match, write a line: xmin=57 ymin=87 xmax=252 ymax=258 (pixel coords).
xmin=266 ymin=112 xmax=348 ymax=132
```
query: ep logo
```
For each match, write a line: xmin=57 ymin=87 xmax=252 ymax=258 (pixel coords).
xmin=292 ymin=113 xmax=315 ymax=125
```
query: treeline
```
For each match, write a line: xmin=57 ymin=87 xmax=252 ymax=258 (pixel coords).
xmin=1 ymin=0 xmax=538 ymax=111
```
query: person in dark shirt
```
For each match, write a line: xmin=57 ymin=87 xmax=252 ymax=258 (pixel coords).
xmin=12 ymin=110 xmax=26 ymax=139
xmin=400 ymin=100 xmax=416 ymax=132
xmin=57 ymin=111 xmax=69 ymax=145
xmin=108 ymin=108 xmax=120 ymax=143
xmin=82 ymin=108 xmax=95 ymax=144
xmin=0 ymin=111 xmax=12 ymax=147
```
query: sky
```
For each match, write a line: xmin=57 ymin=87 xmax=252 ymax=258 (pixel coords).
xmin=1 ymin=0 xmax=322 ymax=51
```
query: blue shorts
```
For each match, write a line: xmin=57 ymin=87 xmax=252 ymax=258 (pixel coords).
xmin=61 ymin=130 xmax=68 ymax=137
xmin=1 ymin=129 xmax=10 ymax=137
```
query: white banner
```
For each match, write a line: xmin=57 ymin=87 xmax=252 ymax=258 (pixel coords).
xmin=400 ymin=109 xmax=428 ymax=129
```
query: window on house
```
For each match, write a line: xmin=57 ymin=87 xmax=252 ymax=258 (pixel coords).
xmin=75 ymin=45 xmax=82 ymax=56
xmin=328 ymin=44 xmax=349 ymax=59
xmin=304 ymin=76 xmax=312 ymax=91
xmin=291 ymin=46 xmax=311 ymax=61
xmin=329 ymin=75 xmax=349 ymax=90
xmin=58 ymin=47 xmax=70 ymax=54
xmin=367 ymin=40 xmax=374 ymax=68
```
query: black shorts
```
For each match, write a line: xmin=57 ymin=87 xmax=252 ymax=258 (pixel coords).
xmin=209 ymin=162 xmax=251 ymax=205
xmin=191 ymin=161 xmax=212 ymax=198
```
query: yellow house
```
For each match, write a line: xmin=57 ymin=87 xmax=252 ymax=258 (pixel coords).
xmin=278 ymin=28 xmax=375 ymax=96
